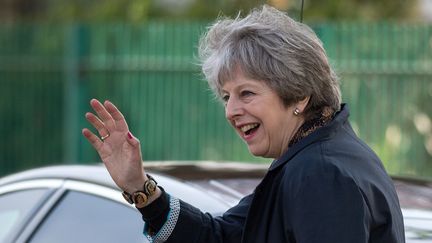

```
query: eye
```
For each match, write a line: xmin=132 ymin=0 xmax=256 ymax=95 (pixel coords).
xmin=222 ymin=94 xmax=230 ymax=103
xmin=240 ymin=90 xmax=254 ymax=97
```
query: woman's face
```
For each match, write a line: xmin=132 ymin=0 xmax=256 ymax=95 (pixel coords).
xmin=222 ymin=70 xmax=306 ymax=159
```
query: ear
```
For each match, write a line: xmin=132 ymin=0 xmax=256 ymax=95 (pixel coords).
xmin=296 ymin=96 xmax=310 ymax=113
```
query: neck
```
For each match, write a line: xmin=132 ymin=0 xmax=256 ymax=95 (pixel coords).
xmin=288 ymin=107 xmax=335 ymax=148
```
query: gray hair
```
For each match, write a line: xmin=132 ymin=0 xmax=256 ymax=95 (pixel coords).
xmin=198 ymin=5 xmax=341 ymax=119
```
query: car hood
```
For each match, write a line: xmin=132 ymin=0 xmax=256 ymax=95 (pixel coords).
xmin=403 ymin=209 xmax=432 ymax=242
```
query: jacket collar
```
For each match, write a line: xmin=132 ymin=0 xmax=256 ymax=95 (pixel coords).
xmin=268 ymin=103 xmax=350 ymax=172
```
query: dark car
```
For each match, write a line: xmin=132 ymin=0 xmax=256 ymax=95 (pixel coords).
xmin=0 ymin=162 xmax=431 ymax=243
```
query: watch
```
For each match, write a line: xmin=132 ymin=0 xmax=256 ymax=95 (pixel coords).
xmin=122 ymin=174 xmax=158 ymax=207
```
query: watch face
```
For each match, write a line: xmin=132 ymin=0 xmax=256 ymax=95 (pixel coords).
xmin=145 ymin=180 xmax=157 ymax=195
xmin=133 ymin=192 xmax=148 ymax=207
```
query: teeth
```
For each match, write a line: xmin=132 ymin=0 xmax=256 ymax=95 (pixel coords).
xmin=240 ymin=124 xmax=258 ymax=133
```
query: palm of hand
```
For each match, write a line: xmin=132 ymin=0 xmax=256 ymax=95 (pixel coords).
xmin=102 ymin=132 xmax=142 ymax=189
xmin=82 ymin=99 xmax=145 ymax=193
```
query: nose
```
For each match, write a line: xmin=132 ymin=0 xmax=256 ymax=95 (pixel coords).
xmin=225 ymin=96 xmax=243 ymax=120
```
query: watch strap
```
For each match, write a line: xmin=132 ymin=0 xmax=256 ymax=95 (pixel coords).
xmin=122 ymin=191 xmax=134 ymax=204
xmin=122 ymin=174 xmax=158 ymax=206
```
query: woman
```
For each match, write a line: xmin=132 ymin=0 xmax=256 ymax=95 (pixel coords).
xmin=82 ymin=5 xmax=405 ymax=243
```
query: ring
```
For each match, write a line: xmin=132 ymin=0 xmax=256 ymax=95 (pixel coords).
xmin=101 ymin=134 xmax=110 ymax=141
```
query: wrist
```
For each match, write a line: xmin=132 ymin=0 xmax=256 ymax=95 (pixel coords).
xmin=122 ymin=174 xmax=159 ymax=208
xmin=124 ymin=176 xmax=147 ymax=194
xmin=136 ymin=186 xmax=162 ymax=208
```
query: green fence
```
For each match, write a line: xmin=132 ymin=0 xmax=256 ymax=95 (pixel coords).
xmin=1 ymin=21 xmax=431 ymax=178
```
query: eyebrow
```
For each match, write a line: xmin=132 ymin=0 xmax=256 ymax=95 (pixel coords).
xmin=222 ymin=82 xmax=261 ymax=94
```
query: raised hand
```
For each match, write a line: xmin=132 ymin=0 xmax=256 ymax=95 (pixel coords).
xmin=82 ymin=99 xmax=146 ymax=193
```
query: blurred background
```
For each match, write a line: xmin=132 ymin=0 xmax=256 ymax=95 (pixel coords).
xmin=0 ymin=0 xmax=431 ymax=179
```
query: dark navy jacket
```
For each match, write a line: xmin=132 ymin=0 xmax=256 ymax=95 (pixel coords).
xmin=165 ymin=105 xmax=405 ymax=243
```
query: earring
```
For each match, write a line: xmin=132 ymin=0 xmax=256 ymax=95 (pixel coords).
xmin=293 ymin=108 xmax=300 ymax=116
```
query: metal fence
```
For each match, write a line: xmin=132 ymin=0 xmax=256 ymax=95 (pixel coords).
xmin=0 ymin=21 xmax=431 ymax=178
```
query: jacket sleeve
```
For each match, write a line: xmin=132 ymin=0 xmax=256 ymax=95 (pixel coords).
xmin=285 ymin=173 xmax=372 ymax=243
xmin=148 ymin=192 xmax=253 ymax=243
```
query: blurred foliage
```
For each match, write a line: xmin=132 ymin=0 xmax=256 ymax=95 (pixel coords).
xmin=46 ymin=0 xmax=152 ymax=22
xmin=0 ymin=0 xmax=420 ymax=23
xmin=0 ymin=0 xmax=152 ymax=22
xmin=304 ymin=0 xmax=418 ymax=21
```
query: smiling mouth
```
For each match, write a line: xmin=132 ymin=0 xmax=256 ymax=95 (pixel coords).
xmin=240 ymin=123 xmax=260 ymax=136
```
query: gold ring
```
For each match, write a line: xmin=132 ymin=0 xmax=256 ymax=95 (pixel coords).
xmin=101 ymin=134 xmax=110 ymax=141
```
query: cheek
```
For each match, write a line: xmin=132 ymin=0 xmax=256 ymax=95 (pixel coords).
xmin=228 ymin=118 xmax=236 ymax=128
xmin=264 ymin=115 xmax=286 ymax=137
xmin=261 ymin=120 xmax=276 ymax=141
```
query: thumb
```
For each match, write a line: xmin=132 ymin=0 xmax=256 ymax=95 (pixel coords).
xmin=126 ymin=131 xmax=140 ymax=147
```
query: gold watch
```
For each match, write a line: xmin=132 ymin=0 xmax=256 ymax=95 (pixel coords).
xmin=122 ymin=174 xmax=158 ymax=207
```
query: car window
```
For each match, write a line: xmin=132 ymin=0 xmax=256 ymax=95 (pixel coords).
xmin=0 ymin=189 xmax=48 ymax=243
xmin=29 ymin=190 xmax=145 ymax=243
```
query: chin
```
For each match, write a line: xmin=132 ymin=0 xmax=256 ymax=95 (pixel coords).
xmin=248 ymin=146 xmax=272 ymax=158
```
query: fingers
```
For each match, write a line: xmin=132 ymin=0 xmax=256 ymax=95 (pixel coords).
xmin=82 ymin=128 xmax=103 ymax=151
xmin=85 ymin=112 xmax=110 ymax=138
xmin=90 ymin=99 xmax=115 ymax=130
xmin=84 ymin=98 xmax=133 ymax=148
xmin=104 ymin=100 xmax=129 ymax=132
xmin=126 ymin=131 xmax=140 ymax=147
